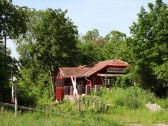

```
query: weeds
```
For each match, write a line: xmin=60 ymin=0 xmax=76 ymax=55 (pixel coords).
xmin=0 ymin=86 xmax=168 ymax=126
xmin=80 ymin=95 xmax=106 ymax=112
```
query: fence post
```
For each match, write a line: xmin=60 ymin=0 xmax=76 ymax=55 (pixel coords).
xmin=1 ymin=105 xmax=4 ymax=111
xmin=13 ymin=77 xmax=17 ymax=117
xmin=78 ymin=99 xmax=80 ymax=112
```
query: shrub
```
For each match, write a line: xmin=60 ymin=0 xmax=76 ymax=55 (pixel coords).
xmin=114 ymin=73 xmax=134 ymax=88
xmin=103 ymin=86 xmax=159 ymax=109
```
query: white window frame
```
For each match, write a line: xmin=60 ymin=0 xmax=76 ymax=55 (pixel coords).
xmin=104 ymin=78 xmax=110 ymax=85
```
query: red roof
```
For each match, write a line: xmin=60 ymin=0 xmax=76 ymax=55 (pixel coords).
xmin=58 ymin=59 xmax=128 ymax=78
xmin=108 ymin=59 xmax=129 ymax=67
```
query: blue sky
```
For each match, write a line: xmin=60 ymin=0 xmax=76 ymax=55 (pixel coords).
xmin=12 ymin=0 xmax=164 ymax=36
xmin=8 ymin=0 xmax=168 ymax=58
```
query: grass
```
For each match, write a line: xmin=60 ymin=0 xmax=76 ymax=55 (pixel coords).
xmin=0 ymin=110 xmax=125 ymax=126
xmin=0 ymin=86 xmax=168 ymax=126
xmin=100 ymin=107 xmax=168 ymax=125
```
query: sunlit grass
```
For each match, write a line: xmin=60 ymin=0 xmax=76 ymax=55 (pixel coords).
xmin=0 ymin=87 xmax=168 ymax=126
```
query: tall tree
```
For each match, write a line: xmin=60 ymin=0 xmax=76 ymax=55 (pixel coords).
xmin=130 ymin=0 xmax=168 ymax=97
xmin=33 ymin=9 xmax=79 ymax=68
xmin=83 ymin=29 xmax=100 ymax=43
xmin=17 ymin=9 xmax=79 ymax=101
xmin=0 ymin=0 xmax=27 ymax=38
xmin=0 ymin=0 xmax=27 ymax=102
xmin=32 ymin=9 xmax=79 ymax=99
xmin=78 ymin=42 xmax=106 ymax=65
xmin=78 ymin=29 xmax=107 ymax=64
xmin=82 ymin=29 xmax=106 ymax=47
xmin=104 ymin=30 xmax=127 ymax=60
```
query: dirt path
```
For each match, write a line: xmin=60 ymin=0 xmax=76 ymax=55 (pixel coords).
xmin=130 ymin=124 xmax=168 ymax=126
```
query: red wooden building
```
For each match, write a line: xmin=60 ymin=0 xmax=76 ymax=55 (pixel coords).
xmin=55 ymin=59 xmax=128 ymax=101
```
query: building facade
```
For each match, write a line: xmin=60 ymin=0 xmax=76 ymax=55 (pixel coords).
xmin=55 ymin=59 xmax=128 ymax=101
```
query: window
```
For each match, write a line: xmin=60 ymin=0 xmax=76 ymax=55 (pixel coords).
xmin=104 ymin=79 xmax=110 ymax=85
xmin=78 ymin=81 xmax=84 ymax=85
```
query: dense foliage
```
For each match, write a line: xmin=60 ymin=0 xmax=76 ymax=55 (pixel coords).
xmin=129 ymin=0 xmax=168 ymax=97
xmin=0 ymin=0 xmax=27 ymax=102
xmin=16 ymin=8 xmax=80 ymax=105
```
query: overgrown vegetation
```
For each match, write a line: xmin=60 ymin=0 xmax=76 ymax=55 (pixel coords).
xmin=0 ymin=87 xmax=168 ymax=125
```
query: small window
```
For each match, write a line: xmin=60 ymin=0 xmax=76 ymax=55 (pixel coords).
xmin=104 ymin=79 xmax=110 ymax=85
xmin=78 ymin=81 xmax=84 ymax=85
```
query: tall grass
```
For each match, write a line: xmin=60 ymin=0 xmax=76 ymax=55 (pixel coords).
xmin=99 ymin=86 xmax=168 ymax=125
xmin=0 ymin=110 xmax=72 ymax=126
xmin=0 ymin=110 xmax=125 ymax=126
xmin=0 ymin=86 xmax=167 ymax=126
xmin=102 ymin=86 xmax=168 ymax=109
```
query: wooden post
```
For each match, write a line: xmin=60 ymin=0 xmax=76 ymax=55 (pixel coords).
xmin=11 ymin=67 xmax=14 ymax=103
xmin=49 ymin=67 xmax=55 ymax=100
xmin=105 ymin=76 xmax=107 ymax=88
xmin=1 ymin=106 xmax=4 ymax=111
xmin=4 ymin=35 xmax=6 ymax=57
xmin=78 ymin=99 xmax=80 ymax=112
xmin=14 ymin=86 xmax=17 ymax=117
xmin=13 ymin=77 xmax=17 ymax=117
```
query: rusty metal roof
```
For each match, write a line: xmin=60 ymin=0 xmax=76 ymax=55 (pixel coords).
xmin=58 ymin=59 xmax=128 ymax=78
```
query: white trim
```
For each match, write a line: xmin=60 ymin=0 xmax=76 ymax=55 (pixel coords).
xmin=97 ymin=73 xmax=124 ymax=77
xmin=107 ymin=68 xmax=124 ymax=73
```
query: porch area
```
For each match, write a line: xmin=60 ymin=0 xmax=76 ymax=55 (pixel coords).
xmin=55 ymin=84 xmax=101 ymax=101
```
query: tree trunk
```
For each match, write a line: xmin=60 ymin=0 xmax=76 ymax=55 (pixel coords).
xmin=4 ymin=35 xmax=6 ymax=57
xmin=49 ymin=66 xmax=55 ymax=100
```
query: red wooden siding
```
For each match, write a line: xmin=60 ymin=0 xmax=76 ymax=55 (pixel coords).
xmin=55 ymin=59 xmax=128 ymax=101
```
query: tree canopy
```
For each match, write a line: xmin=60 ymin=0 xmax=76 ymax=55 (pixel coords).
xmin=0 ymin=0 xmax=27 ymax=38
xmin=17 ymin=8 xmax=80 ymax=103
xmin=0 ymin=0 xmax=28 ymax=102
xmin=130 ymin=0 xmax=168 ymax=96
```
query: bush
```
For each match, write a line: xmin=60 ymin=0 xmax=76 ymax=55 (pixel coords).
xmin=103 ymin=86 xmax=158 ymax=109
xmin=114 ymin=73 xmax=134 ymax=88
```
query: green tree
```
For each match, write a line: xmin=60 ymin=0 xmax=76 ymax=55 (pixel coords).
xmin=32 ymin=9 xmax=79 ymax=67
xmin=83 ymin=29 xmax=100 ymax=43
xmin=82 ymin=29 xmax=106 ymax=47
xmin=17 ymin=9 xmax=79 ymax=102
xmin=78 ymin=29 xmax=107 ymax=64
xmin=0 ymin=0 xmax=27 ymax=38
xmin=78 ymin=42 xmax=106 ymax=65
xmin=104 ymin=30 xmax=127 ymax=60
xmin=0 ymin=0 xmax=28 ymax=102
xmin=16 ymin=9 xmax=53 ymax=105
xmin=130 ymin=0 xmax=168 ymax=97
xmin=32 ymin=9 xmax=79 ymax=99
xmin=103 ymin=31 xmax=135 ymax=88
